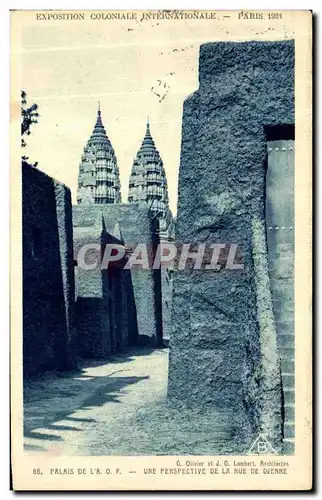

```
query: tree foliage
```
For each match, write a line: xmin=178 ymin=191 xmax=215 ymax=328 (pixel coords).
xmin=21 ymin=90 xmax=39 ymax=167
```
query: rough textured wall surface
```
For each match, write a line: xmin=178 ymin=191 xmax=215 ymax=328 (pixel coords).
xmin=22 ymin=164 xmax=77 ymax=377
xmin=160 ymin=268 xmax=173 ymax=345
xmin=167 ymin=41 xmax=294 ymax=451
xmin=73 ymin=216 xmax=112 ymax=358
xmin=73 ymin=203 xmax=162 ymax=353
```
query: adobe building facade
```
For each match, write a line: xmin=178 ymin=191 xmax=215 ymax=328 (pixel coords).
xmin=22 ymin=163 xmax=77 ymax=377
xmin=22 ymin=107 xmax=171 ymax=378
xmin=73 ymin=109 xmax=164 ymax=355
xmin=73 ymin=203 xmax=163 ymax=355
xmin=167 ymin=40 xmax=295 ymax=454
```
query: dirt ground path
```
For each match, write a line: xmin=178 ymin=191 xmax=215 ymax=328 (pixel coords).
xmin=24 ymin=348 xmax=168 ymax=455
xmin=24 ymin=347 xmax=248 ymax=456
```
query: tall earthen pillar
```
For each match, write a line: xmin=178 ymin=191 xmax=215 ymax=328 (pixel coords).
xmin=167 ymin=41 xmax=294 ymax=451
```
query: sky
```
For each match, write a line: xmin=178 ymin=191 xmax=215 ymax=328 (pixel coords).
xmin=13 ymin=10 xmax=296 ymax=214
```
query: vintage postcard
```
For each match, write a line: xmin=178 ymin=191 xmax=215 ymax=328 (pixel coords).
xmin=10 ymin=9 xmax=312 ymax=491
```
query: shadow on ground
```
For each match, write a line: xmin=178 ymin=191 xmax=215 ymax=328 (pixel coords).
xmin=23 ymin=347 xmax=154 ymax=447
xmin=77 ymin=346 xmax=159 ymax=368
xmin=23 ymin=347 xmax=249 ymax=455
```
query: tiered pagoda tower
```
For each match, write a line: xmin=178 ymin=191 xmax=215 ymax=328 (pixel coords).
xmin=128 ymin=120 xmax=174 ymax=238
xmin=77 ymin=105 xmax=121 ymax=205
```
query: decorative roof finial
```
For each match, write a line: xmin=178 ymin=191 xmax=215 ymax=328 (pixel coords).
xmin=146 ymin=116 xmax=151 ymax=135
xmin=98 ymin=101 xmax=101 ymax=116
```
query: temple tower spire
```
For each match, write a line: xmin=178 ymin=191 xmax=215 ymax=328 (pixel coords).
xmin=128 ymin=119 xmax=174 ymax=238
xmin=77 ymin=106 xmax=121 ymax=205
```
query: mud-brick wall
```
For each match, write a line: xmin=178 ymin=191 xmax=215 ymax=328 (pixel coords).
xmin=73 ymin=203 xmax=162 ymax=352
xmin=167 ymin=41 xmax=294 ymax=451
xmin=100 ymin=204 xmax=163 ymax=347
xmin=73 ymin=214 xmax=112 ymax=358
xmin=22 ymin=164 xmax=77 ymax=377
xmin=160 ymin=267 xmax=173 ymax=345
